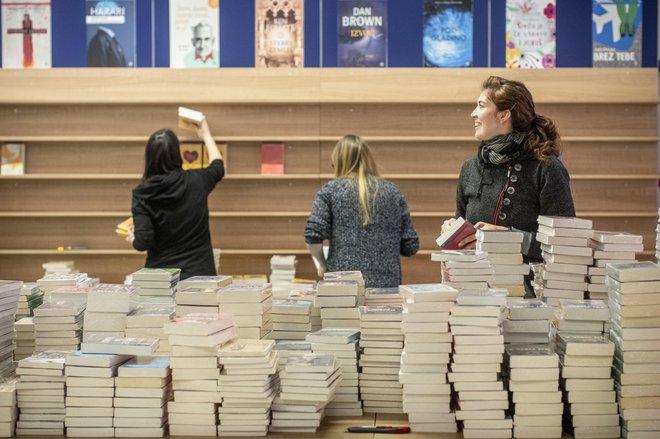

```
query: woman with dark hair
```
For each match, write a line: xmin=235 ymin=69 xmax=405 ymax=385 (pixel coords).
xmin=442 ymin=76 xmax=575 ymax=262
xmin=128 ymin=118 xmax=224 ymax=279
xmin=304 ymin=134 xmax=419 ymax=288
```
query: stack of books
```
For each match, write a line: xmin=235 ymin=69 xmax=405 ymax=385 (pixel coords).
xmin=175 ymin=275 xmax=233 ymax=316
xmin=477 ymin=230 xmax=530 ymax=297
xmin=125 ymin=301 xmax=175 ymax=357
xmin=36 ymin=273 xmax=91 ymax=300
xmin=506 ymin=344 xmax=560 ymax=438
xmin=272 ymin=300 xmax=313 ymax=341
xmin=15 ymin=351 xmax=67 ymax=435
xmin=399 ymin=283 xmax=458 ymax=433
xmin=449 ymin=290 xmax=510 ymax=438
xmin=114 ymin=357 xmax=171 ymax=438
xmin=269 ymin=255 xmax=297 ymax=299
xmin=556 ymin=299 xmax=610 ymax=336
xmin=131 ymin=268 xmax=181 ymax=305
xmin=607 ymin=261 xmax=660 ymax=439
xmin=272 ymin=341 xmax=312 ymax=371
xmin=288 ymin=287 xmax=321 ymax=333
xmin=364 ymin=287 xmax=403 ymax=306
xmin=0 ymin=370 xmax=18 ymax=437
xmin=587 ymin=231 xmax=642 ymax=301
xmin=164 ymin=313 xmax=237 ymax=436
xmin=16 ymin=282 xmax=41 ymax=320
xmin=358 ymin=305 xmax=403 ymax=415
xmin=556 ymin=333 xmax=619 ymax=439
xmin=63 ymin=351 xmax=132 ymax=437
xmin=0 ymin=281 xmax=20 ymax=364
xmin=217 ymin=339 xmax=279 ymax=436
xmin=218 ymin=283 xmax=272 ymax=339
xmin=307 ymin=328 xmax=361 ymax=416
xmin=33 ymin=300 xmax=85 ymax=352
xmin=536 ymin=216 xmax=594 ymax=306
xmin=42 ymin=260 xmax=77 ymax=276
xmin=83 ymin=284 xmax=138 ymax=342
xmin=14 ymin=317 xmax=35 ymax=361
xmin=325 ymin=271 xmax=365 ymax=305
xmin=432 ymin=250 xmax=491 ymax=290
xmin=270 ymin=353 xmax=342 ymax=433
xmin=504 ymin=298 xmax=553 ymax=345
xmin=316 ymin=280 xmax=360 ymax=329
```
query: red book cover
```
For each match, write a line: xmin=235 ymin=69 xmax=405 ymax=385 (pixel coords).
xmin=436 ymin=217 xmax=477 ymax=250
xmin=261 ymin=142 xmax=284 ymax=175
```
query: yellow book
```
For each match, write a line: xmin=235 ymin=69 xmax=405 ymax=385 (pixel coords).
xmin=177 ymin=107 xmax=204 ymax=132
xmin=115 ymin=217 xmax=133 ymax=238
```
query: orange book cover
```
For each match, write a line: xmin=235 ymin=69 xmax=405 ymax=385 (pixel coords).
xmin=260 ymin=142 xmax=284 ymax=175
xmin=180 ymin=142 xmax=227 ymax=172
xmin=1 ymin=143 xmax=25 ymax=175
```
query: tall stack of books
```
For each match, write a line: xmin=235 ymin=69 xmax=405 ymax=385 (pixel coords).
xmin=316 ymin=280 xmax=360 ymax=329
xmin=433 ymin=250 xmax=491 ymax=290
xmin=42 ymin=261 xmax=77 ymax=276
xmin=15 ymin=351 xmax=67 ymax=435
xmin=399 ymin=283 xmax=458 ymax=433
xmin=358 ymin=305 xmax=403 ymax=415
xmin=272 ymin=300 xmax=313 ymax=341
xmin=556 ymin=333 xmax=619 ymax=439
xmin=477 ymin=230 xmax=530 ymax=297
xmin=164 ymin=313 xmax=237 ymax=436
xmin=537 ymin=216 xmax=594 ymax=306
xmin=607 ymin=261 xmax=660 ymax=439
xmin=556 ymin=299 xmax=610 ymax=336
xmin=0 ymin=281 xmax=20 ymax=365
xmin=504 ymin=298 xmax=553 ymax=345
xmin=175 ymin=275 xmax=233 ymax=316
xmin=16 ymin=283 xmax=41 ymax=320
xmin=325 ymin=271 xmax=365 ymax=305
xmin=63 ymin=351 xmax=131 ymax=437
xmin=114 ymin=357 xmax=171 ymax=438
xmin=125 ymin=302 xmax=175 ymax=357
xmin=273 ymin=341 xmax=312 ymax=371
xmin=307 ymin=328 xmax=361 ymax=416
xmin=36 ymin=273 xmax=90 ymax=300
xmin=270 ymin=255 xmax=297 ymax=299
xmin=449 ymin=289 xmax=510 ymax=438
xmin=0 ymin=371 xmax=18 ymax=437
xmin=588 ymin=231 xmax=642 ymax=301
xmin=270 ymin=353 xmax=342 ymax=433
xmin=217 ymin=339 xmax=279 ymax=436
xmin=14 ymin=318 xmax=34 ymax=361
xmin=83 ymin=284 xmax=138 ymax=342
xmin=131 ymin=268 xmax=180 ymax=305
xmin=33 ymin=300 xmax=84 ymax=352
xmin=364 ymin=287 xmax=404 ymax=306
xmin=218 ymin=283 xmax=272 ymax=339
xmin=506 ymin=344 xmax=561 ymax=438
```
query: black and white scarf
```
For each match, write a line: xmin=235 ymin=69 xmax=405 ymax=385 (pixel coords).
xmin=478 ymin=132 xmax=526 ymax=165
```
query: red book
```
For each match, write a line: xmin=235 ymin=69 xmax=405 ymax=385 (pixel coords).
xmin=261 ymin=142 xmax=284 ymax=175
xmin=435 ymin=217 xmax=477 ymax=250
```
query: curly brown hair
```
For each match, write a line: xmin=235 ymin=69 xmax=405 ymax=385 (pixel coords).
xmin=481 ymin=76 xmax=561 ymax=160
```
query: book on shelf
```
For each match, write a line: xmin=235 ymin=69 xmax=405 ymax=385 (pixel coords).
xmin=337 ymin=0 xmax=388 ymax=68
xmin=1 ymin=143 xmax=25 ymax=175
xmin=180 ymin=141 xmax=228 ymax=172
xmin=115 ymin=217 xmax=133 ymax=238
xmin=177 ymin=106 xmax=204 ymax=131
xmin=423 ymin=0 xmax=473 ymax=68
xmin=86 ymin=0 xmax=136 ymax=67
xmin=1 ymin=0 xmax=51 ymax=69
xmin=261 ymin=142 xmax=284 ymax=175
xmin=435 ymin=217 xmax=476 ymax=250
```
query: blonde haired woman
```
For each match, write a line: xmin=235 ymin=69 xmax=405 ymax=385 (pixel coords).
xmin=304 ymin=135 xmax=419 ymax=288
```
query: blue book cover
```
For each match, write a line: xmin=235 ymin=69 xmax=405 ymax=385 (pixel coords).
xmin=337 ymin=0 xmax=387 ymax=67
xmin=85 ymin=0 xmax=136 ymax=67
xmin=423 ymin=0 xmax=473 ymax=67
xmin=592 ymin=0 xmax=642 ymax=67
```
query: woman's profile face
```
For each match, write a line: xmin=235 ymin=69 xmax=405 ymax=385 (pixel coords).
xmin=471 ymin=92 xmax=508 ymax=141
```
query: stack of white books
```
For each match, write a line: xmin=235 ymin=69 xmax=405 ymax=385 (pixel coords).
xmin=131 ymin=268 xmax=180 ymax=302
xmin=607 ymin=261 xmax=660 ymax=439
xmin=432 ymin=250 xmax=491 ymax=290
xmin=217 ymin=339 xmax=279 ymax=436
xmin=0 ymin=281 xmax=20 ymax=365
xmin=83 ymin=284 xmax=138 ymax=342
xmin=48 ymin=285 xmax=92 ymax=307
xmin=587 ymin=231 xmax=642 ymax=301
xmin=505 ymin=344 xmax=560 ymax=438
xmin=218 ymin=283 xmax=272 ymax=339
xmin=270 ymin=353 xmax=342 ymax=433
xmin=33 ymin=300 xmax=84 ymax=352
xmin=272 ymin=300 xmax=313 ymax=341
xmin=175 ymin=275 xmax=233 ymax=316
xmin=477 ymin=230 xmax=530 ymax=297
xmin=42 ymin=261 xmax=77 ymax=276
xmin=449 ymin=289 xmax=510 ymax=438
xmin=324 ymin=271 xmax=365 ymax=306
xmin=504 ymin=298 xmax=553 ymax=344
xmin=556 ymin=333 xmax=619 ymax=439
xmin=399 ymin=283 xmax=458 ymax=433
xmin=15 ymin=351 xmax=67 ymax=435
xmin=288 ymin=287 xmax=321 ymax=333
xmin=364 ymin=287 xmax=403 ymax=306
xmin=125 ymin=302 xmax=175 ymax=356
xmin=16 ymin=282 xmax=41 ymax=320
xmin=556 ymin=299 xmax=610 ymax=336
xmin=14 ymin=317 xmax=34 ymax=361
xmin=269 ymin=255 xmax=297 ymax=300
xmin=536 ymin=216 xmax=594 ymax=306
xmin=177 ymin=275 xmax=233 ymax=291
xmin=63 ymin=351 xmax=131 ymax=437
xmin=0 ymin=368 xmax=18 ymax=437
xmin=273 ymin=341 xmax=312 ymax=371
xmin=114 ymin=357 xmax=171 ymax=438
xmin=164 ymin=313 xmax=237 ymax=436
xmin=307 ymin=328 xmax=361 ymax=416
xmin=316 ymin=280 xmax=360 ymax=329
xmin=358 ymin=305 xmax=403 ymax=415
xmin=36 ymin=273 xmax=90 ymax=300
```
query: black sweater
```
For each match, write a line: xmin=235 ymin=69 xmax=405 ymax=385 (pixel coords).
xmin=131 ymin=160 xmax=224 ymax=280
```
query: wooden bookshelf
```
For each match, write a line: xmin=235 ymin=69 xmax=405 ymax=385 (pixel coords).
xmin=0 ymin=69 xmax=657 ymax=283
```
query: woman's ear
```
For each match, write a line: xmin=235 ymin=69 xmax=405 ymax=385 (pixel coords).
xmin=498 ymin=109 xmax=511 ymax=124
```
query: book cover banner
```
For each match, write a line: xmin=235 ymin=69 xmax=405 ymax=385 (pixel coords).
xmin=169 ymin=0 xmax=220 ymax=68
xmin=1 ymin=0 xmax=51 ymax=68
xmin=592 ymin=0 xmax=642 ymax=67
xmin=255 ymin=0 xmax=304 ymax=68
xmin=506 ymin=0 xmax=556 ymax=68
xmin=86 ymin=0 xmax=136 ymax=67
xmin=338 ymin=0 xmax=387 ymax=67
xmin=423 ymin=0 xmax=473 ymax=67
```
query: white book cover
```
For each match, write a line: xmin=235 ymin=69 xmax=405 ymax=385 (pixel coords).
xmin=1 ymin=0 xmax=51 ymax=68
xmin=169 ymin=0 xmax=219 ymax=68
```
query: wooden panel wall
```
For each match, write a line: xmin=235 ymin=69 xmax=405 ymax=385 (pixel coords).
xmin=0 ymin=69 xmax=657 ymax=284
